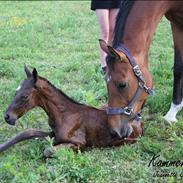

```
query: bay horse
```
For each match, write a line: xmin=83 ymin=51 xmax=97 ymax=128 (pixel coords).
xmin=99 ymin=0 xmax=183 ymax=138
xmin=1 ymin=66 xmax=143 ymax=155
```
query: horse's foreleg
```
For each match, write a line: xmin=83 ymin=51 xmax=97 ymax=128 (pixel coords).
xmin=164 ymin=22 xmax=183 ymax=123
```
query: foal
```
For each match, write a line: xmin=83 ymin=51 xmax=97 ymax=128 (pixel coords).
xmin=2 ymin=66 xmax=143 ymax=153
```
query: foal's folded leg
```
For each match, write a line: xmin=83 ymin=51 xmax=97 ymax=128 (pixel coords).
xmin=43 ymin=143 xmax=81 ymax=158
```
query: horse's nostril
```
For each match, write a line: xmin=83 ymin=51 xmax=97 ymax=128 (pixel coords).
xmin=110 ymin=129 xmax=122 ymax=139
xmin=4 ymin=113 xmax=10 ymax=121
xmin=110 ymin=129 xmax=118 ymax=138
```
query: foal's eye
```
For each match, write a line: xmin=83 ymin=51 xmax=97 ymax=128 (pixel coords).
xmin=116 ymin=83 xmax=127 ymax=91
xmin=22 ymin=95 xmax=29 ymax=100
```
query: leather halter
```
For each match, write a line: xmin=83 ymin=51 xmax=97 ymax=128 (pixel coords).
xmin=106 ymin=43 xmax=154 ymax=120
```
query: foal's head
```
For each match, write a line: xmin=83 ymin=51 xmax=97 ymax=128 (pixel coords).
xmin=100 ymin=40 xmax=150 ymax=138
xmin=4 ymin=66 xmax=39 ymax=125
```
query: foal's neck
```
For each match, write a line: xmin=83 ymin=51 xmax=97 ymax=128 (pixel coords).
xmin=36 ymin=78 xmax=81 ymax=118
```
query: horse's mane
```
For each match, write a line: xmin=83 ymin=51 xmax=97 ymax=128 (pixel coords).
xmin=40 ymin=77 xmax=83 ymax=106
xmin=112 ymin=0 xmax=135 ymax=48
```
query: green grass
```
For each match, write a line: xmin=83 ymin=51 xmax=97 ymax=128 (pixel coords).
xmin=0 ymin=1 xmax=183 ymax=183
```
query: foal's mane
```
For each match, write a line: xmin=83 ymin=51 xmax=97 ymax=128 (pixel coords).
xmin=112 ymin=0 xmax=135 ymax=48
xmin=39 ymin=77 xmax=83 ymax=106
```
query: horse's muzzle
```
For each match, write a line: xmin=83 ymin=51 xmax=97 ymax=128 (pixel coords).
xmin=110 ymin=122 xmax=133 ymax=139
xmin=4 ymin=113 xmax=16 ymax=125
xmin=120 ymin=121 xmax=133 ymax=138
xmin=110 ymin=128 xmax=122 ymax=139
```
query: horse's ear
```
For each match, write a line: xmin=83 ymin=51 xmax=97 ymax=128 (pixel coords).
xmin=24 ymin=64 xmax=32 ymax=78
xmin=99 ymin=39 xmax=124 ymax=61
xmin=99 ymin=39 xmax=110 ymax=54
xmin=107 ymin=46 xmax=121 ymax=60
xmin=32 ymin=68 xmax=38 ymax=82
xmin=107 ymin=46 xmax=125 ymax=62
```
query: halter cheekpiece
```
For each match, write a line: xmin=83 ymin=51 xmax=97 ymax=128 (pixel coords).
xmin=106 ymin=43 xmax=155 ymax=120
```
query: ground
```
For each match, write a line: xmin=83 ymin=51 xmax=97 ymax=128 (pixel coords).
xmin=0 ymin=1 xmax=183 ymax=183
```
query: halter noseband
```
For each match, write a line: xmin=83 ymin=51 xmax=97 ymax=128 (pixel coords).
xmin=106 ymin=43 xmax=154 ymax=120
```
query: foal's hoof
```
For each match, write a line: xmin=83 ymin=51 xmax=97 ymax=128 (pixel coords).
xmin=43 ymin=148 xmax=54 ymax=158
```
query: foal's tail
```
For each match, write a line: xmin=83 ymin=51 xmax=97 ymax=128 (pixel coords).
xmin=0 ymin=128 xmax=53 ymax=152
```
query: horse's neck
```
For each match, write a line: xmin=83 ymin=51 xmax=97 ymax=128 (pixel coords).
xmin=36 ymin=80 xmax=79 ymax=121
xmin=123 ymin=1 xmax=169 ymax=66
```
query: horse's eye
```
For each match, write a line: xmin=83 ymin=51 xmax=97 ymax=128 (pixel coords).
xmin=116 ymin=82 xmax=127 ymax=91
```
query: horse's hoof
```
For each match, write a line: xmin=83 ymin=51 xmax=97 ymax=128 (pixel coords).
xmin=43 ymin=148 xmax=54 ymax=158
xmin=163 ymin=115 xmax=177 ymax=124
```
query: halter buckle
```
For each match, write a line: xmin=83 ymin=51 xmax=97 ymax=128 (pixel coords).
xmin=133 ymin=65 xmax=142 ymax=77
xmin=124 ymin=107 xmax=132 ymax=116
xmin=137 ymin=113 xmax=142 ymax=120
xmin=143 ymin=84 xmax=155 ymax=96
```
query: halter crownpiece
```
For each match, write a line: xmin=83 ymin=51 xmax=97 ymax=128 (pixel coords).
xmin=106 ymin=43 xmax=155 ymax=119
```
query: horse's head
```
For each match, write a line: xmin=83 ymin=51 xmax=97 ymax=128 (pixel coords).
xmin=100 ymin=40 xmax=152 ymax=138
xmin=4 ymin=66 xmax=39 ymax=125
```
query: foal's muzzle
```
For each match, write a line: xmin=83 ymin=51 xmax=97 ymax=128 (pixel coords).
xmin=4 ymin=113 xmax=16 ymax=126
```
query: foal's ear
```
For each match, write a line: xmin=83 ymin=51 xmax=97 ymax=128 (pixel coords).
xmin=32 ymin=68 xmax=38 ymax=82
xmin=99 ymin=39 xmax=110 ymax=54
xmin=24 ymin=64 xmax=32 ymax=78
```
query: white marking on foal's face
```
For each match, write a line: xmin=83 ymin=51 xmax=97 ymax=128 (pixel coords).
xmin=16 ymin=84 xmax=22 ymax=92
